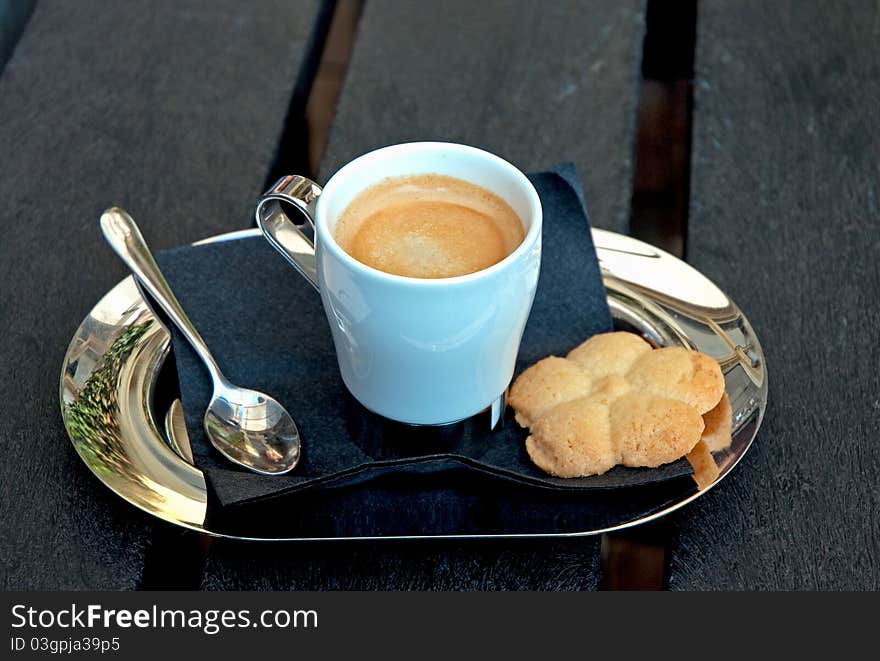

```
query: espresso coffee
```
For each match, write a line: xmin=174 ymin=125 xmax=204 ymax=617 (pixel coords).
xmin=333 ymin=174 xmax=525 ymax=278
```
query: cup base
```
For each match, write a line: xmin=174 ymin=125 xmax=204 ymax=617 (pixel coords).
xmin=345 ymin=392 xmax=507 ymax=461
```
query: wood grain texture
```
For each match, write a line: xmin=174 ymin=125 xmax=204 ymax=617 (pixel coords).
xmin=202 ymin=539 xmax=602 ymax=591
xmin=0 ymin=0 xmax=326 ymax=589
xmin=202 ymin=0 xmax=648 ymax=590
xmin=319 ymin=0 xmax=645 ymax=233
xmin=668 ymin=0 xmax=880 ymax=590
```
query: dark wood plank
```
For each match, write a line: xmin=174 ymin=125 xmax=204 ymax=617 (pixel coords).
xmin=668 ymin=0 xmax=880 ymax=590
xmin=203 ymin=539 xmax=602 ymax=591
xmin=0 ymin=0 xmax=326 ymax=589
xmin=320 ymin=0 xmax=644 ymax=233
xmin=0 ymin=0 xmax=36 ymax=73
xmin=203 ymin=0 xmax=647 ymax=590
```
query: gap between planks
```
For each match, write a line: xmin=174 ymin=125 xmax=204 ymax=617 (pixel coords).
xmin=599 ymin=0 xmax=697 ymax=591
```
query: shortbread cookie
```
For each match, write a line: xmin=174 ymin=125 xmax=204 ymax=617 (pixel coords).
xmin=626 ymin=347 xmax=725 ymax=415
xmin=566 ymin=332 xmax=653 ymax=381
xmin=508 ymin=356 xmax=593 ymax=427
xmin=525 ymin=390 xmax=704 ymax=477
xmin=700 ymin=392 xmax=733 ymax=452
xmin=509 ymin=331 xmax=726 ymax=479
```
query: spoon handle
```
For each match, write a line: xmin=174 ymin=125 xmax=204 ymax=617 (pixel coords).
xmin=100 ymin=207 xmax=225 ymax=385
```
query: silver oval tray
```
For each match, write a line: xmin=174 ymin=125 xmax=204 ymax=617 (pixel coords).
xmin=60 ymin=228 xmax=767 ymax=540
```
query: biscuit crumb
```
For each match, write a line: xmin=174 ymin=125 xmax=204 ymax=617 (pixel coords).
xmin=701 ymin=392 xmax=733 ymax=452
xmin=686 ymin=440 xmax=720 ymax=490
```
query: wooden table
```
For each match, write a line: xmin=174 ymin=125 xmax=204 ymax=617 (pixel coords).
xmin=667 ymin=1 xmax=880 ymax=590
xmin=0 ymin=0 xmax=876 ymax=590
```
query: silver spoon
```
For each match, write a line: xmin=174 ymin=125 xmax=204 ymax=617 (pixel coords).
xmin=100 ymin=207 xmax=301 ymax=475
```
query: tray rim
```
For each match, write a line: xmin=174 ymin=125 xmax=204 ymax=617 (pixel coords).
xmin=60 ymin=227 xmax=767 ymax=541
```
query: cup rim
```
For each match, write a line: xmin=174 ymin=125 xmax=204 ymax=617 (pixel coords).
xmin=314 ymin=141 xmax=542 ymax=287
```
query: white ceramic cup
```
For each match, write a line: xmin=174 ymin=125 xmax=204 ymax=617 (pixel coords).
xmin=256 ymin=142 xmax=542 ymax=425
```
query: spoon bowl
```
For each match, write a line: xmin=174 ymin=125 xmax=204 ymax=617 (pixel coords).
xmin=205 ymin=385 xmax=301 ymax=475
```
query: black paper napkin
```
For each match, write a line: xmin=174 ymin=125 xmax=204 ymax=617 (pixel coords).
xmin=153 ymin=164 xmax=693 ymax=520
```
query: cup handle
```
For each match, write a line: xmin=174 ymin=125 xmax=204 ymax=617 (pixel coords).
xmin=255 ymin=175 xmax=322 ymax=291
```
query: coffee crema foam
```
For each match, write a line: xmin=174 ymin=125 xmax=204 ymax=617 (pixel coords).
xmin=333 ymin=174 xmax=525 ymax=278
